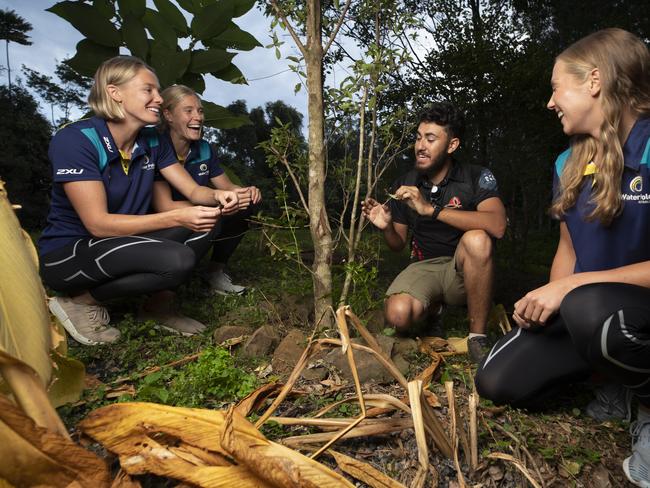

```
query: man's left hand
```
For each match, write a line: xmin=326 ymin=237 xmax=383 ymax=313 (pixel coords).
xmin=395 ymin=185 xmax=433 ymax=216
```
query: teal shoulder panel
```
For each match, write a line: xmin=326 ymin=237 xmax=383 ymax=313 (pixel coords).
xmin=641 ymin=137 xmax=650 ymax=166
xmin=188 ymin=140 xmax=212 ymax=165
xmin=554 ymin=148 xmax=571 ymax=177
xmin=199 ymin=140 xmax=211 ymax=162
xmin=141 ymin=127 xmax=160 ymax=148
xmin=80 ymin=127 xmax=108 ymax=172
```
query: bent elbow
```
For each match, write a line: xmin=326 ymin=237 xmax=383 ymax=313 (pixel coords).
xmin=86 ymin=221 xmax=114 ymax=238
xmin=492 ymin=217 xmax=507 ymax=240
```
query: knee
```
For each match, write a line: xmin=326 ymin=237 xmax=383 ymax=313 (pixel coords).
xmin=459 ymin=230 xmax=493 ymax=262
xmin=165 ymin=245 xmax=196 ymax=287
xmin=475 ymin=366 xmax=522 ymax=405
xmin=385 ymin=295 xmax=415 ymax=330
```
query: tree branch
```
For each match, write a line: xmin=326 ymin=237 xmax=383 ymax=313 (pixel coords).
xmin=269 ymin=0 xmax=307 ymax=57
xmin=323 ymin=0 xmax=353 ymax=55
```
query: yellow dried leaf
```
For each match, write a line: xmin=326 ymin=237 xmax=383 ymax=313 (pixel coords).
xmin=0 ymin=181 xmax=52 ymax=385
xmin=222 ymin=407 xmax=355 ymax=488
xmin=330 ymin=450 xmax=407 ymax=488
xmin=0 ymin=394 xmax=110 ymax=487
xmin=49 ymin=350 xmax=86 ymax=407
xmin=447 ymin=337 xmax=468 ymax=354
xmin=80 ymin=402 xmax=352 ymax=488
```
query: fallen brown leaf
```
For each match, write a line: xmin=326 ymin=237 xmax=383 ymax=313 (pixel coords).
xmin=0 ymin=394 xmax=110 ymax=487
xmin=330 ymin=450 xmax=407 ymax=488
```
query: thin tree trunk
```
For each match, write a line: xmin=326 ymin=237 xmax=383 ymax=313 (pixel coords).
xmin=339 ymin=86 xmax=368 ymax=307
xmin=305 ymin=0 xmax=333 ymax=329
xmin=5 ymin=40 xmax=11 ymax=94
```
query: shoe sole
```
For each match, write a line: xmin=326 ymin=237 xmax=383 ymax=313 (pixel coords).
xmin=49 ymin=298 xmax=104 ymax=346
xmin=138 ymin=312 xmax=203 ymax=337
xmin=623 ymin=457 xmax=650 ymax=487
xmin=212 ymin=288 xmax=246 ymax=296
xmin=156 ymin=324 xmax=200 ymax=337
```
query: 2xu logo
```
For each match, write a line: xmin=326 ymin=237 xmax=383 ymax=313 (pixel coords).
xmin=56 ymin=169 xmax=84 ymax=175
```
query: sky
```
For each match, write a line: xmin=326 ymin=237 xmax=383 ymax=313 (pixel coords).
xmin=0 ymin=0 xmax=311 ymax=125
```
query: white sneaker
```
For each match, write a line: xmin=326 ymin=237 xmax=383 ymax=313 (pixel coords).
xmin=49 ymin=296 xmax=120 ymax=345
xmin=138 ymin=305 xmax=206 ymax=336
xmin=207 ymin=270 xmax=246 ymax=295
xmin=624 ymin=408 xmax=650 ymax=487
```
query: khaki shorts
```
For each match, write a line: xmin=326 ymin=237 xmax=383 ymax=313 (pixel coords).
xmin=385 ymin=254 xmax=466 ymax=309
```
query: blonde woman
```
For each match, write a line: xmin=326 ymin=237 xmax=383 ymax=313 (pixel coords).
xmin=153 ymin=85 xmax=262 ymax=295
xmin=39 ymin=56 xmax=238 ymax=345
xmin=474 ymin=29 xmax=650 ymax=486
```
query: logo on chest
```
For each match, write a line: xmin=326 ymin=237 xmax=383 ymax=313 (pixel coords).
xmin=621 ymin=176 xmax=650 ymax=203
xmin=445 ymin=196 xmax=463 ymax=208
xmin=197 ymin=163 xmax=209 ymax=176
xmin=141 ymin=155 xmax=154 ymax=171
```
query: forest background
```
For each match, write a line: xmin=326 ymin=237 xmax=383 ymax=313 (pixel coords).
xmin=2 ymin=0 xmax=648 ymax=318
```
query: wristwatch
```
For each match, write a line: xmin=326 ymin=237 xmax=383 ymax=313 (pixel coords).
xmin=431 ymin=204 xmax=443 ymax=220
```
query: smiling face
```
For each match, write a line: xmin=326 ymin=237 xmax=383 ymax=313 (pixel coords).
xmin=547 ymin=59 xmax=603 ymax=138
xmin=164 ymin=94 xmax=204 ymax=142
xmin=414 ymin=122 xmax=458 ymax=175
xmin=109 ymin=68 xmax=162 ymax=127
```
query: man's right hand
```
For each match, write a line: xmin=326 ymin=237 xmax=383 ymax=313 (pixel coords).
xmin=362 ymin=198 xmax=392 ymax=230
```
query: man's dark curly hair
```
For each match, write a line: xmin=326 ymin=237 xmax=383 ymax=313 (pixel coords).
xmin=418 ymin=101 xmax=465 ymax=141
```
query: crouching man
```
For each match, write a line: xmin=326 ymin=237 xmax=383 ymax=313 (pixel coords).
xmin=362 ymin=102 xmax=506 ymax=363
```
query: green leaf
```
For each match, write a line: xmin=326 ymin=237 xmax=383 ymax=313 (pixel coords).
xmin=189 ymin=49 xmax=234 ymax=73
xmin=230 ymin=0 xmax=256 ymax=17
xmin=180 ymin=71 xmax=206 ymax=94
xmin=206 ymin=22 xmax=261 ymax=51
xmin=294 ymin=82 xmax=301 ymax=94
xmin=190 ymin=0 xmax=234 ymax=41
xmin=121 ymin=15 xmax=148 ymax=60
xmin=47 ymin=1 xmax=122 ymax=47
xmin=150 ymin=43 xmax=191 ymax=87
xmin=93 ymin=0 xmax=115 ymax=19
xmin=65 ymin=39 xmax=119 ymax=77
xmin=143 ymin=7 xmax=178 ymax=48
xmin=202 ymin=101 xmax=251 ymax=129
xmin=176 ymin=0 xmax=201 ymax=13
xmin=117 ymin=0 xmax=146 ymax=18
xmin=211 ymin=62 xmax=246 ymax=84
xmin=153 ymin=0 xmax=188 ymax=35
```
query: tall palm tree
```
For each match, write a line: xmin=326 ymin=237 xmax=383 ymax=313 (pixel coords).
xmin=0 ymin=9 xmax=32 ymax=92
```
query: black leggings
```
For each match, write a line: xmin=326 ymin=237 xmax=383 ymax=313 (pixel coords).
xmin=40 ymin=226 xmax=217 ymax=302
xmin=209 ymin=203 xmax=257 ymax=264
xmin=475 ymin=283 xmax=650 ymax=408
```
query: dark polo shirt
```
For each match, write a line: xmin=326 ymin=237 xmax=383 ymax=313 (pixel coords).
xmin=553 ymin=116 xmax=650 ymax=273
xmin=390 ymin=162 xmax=500 ymax=260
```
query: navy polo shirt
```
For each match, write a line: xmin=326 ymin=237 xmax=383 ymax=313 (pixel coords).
xmin=155 ymin=132 xmax=223 ymax=201
xmin=553 ymin=117 xmax=650 ymax=272
xmin=390 ymin=162 xmax=500 ymax=260
xmin=38 ymin=117 xmax=177 ymax=256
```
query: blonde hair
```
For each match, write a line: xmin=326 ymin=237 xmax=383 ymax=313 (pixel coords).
xmin=88 ymin=56 xmax=155 ymax=121
xmin=160 ymin=84 xmax=202 ymax=131
xmin=550 ymin=28 xmax=650 ymax=225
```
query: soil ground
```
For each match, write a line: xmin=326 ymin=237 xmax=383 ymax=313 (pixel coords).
xmin=57 ymin=227 xmax=637 ymax=487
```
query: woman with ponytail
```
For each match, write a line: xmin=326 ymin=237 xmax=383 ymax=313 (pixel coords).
xmin=475 ymin=29 xmax=650 ymax=486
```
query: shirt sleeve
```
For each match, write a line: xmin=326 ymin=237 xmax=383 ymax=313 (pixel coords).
xmin=155 ymin=132 xmax=179 ymax=171
xmin=48 ymin=127 xmax=103 ymax=183
xmin=472 ymin=167 xmax=500 ymax=206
